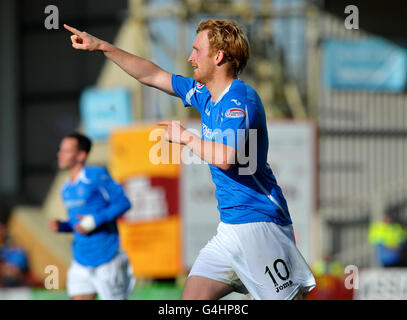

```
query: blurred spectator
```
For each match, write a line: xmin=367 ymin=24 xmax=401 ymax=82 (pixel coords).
xmin=306 ymin=255 xmax=353 ymax=300
xmin=368 ymin=215 xmax=407 ymax=267
xmin=0 ymin=222 xmax=30 ymax=287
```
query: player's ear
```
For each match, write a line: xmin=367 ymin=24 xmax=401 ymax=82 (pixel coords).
xmin=215 ymin=50 xmax=226 ymax=65
xmin=78 ymin=150 xmax=88 ymax=163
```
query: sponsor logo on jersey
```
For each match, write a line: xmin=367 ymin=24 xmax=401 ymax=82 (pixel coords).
xmin=231 ymin=99 xmax=242 ymax=106
xmin=225 ymin=108 xmax=245 ymax=118
xmin=202 ymin=123 xmax=219 ymax=140
xmin=77 ymin=186 xmax=85 ymax=196
xmin=65 ymin=199 xmax=86 ymax=209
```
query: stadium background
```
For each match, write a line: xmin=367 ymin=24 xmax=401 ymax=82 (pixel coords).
xmin=0 ymin=0 xmax=406 ymax=300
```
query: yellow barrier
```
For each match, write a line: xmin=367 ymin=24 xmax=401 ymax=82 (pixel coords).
xmin=111 ymin=125 xmax=183 ymax=278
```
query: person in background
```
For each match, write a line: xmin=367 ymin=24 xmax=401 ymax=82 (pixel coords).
xmin=0 ymin=223 xmax=30 ymax=287
xmin=368 ymin=214 xmax=407 ymax=267
xmin=49 ymin=132 xmax=135 ymax=300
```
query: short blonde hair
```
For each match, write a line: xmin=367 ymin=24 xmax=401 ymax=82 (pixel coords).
xmin=197 ymin=19 xmax=250 ymax=76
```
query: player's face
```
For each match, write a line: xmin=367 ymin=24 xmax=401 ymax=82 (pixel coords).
xmin=188 ymin=30 xmax=216 ymax=84
xmin=57 ymin=138 xmax=81 ymax=170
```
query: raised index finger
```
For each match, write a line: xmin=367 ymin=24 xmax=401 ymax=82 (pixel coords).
xmin=64 ymin=24 xmax=82 ymax=36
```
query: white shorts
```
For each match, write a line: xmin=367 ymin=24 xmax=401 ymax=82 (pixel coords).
xmin=189 ymin=221 xmax=316 ymax=300
xmin=67 ymin=250 xmax=135 ymax=300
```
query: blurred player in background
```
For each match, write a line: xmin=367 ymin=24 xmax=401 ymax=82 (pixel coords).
xmin=49 ymin=132 xmax=135 ymax=300
xmin=64 ymin=19 xmax=315 ymax=300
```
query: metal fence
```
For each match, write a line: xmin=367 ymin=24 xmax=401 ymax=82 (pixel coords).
xmin=315 ymin=12 xmax=407 ymax=267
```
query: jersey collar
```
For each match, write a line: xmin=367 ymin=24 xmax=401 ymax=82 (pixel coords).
xmin=67 ymin=166 xmax=91 ymax=185
xmin=212 ymin=81 xmax=233 ymax=106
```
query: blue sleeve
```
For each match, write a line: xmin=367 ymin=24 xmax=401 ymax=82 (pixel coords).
xmin=171 ymin=74 xmax=204 ymax=114
xmin=91 ymin=168 xmax=131 ymax=228
xmin=58 ymin=221 xmax=73 ymax=232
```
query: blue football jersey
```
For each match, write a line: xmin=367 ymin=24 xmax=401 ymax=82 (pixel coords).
xmin=172 ymin=74 xmax=292 ymax=225
xmin=61 ymin=166 xmax=131 ymax=266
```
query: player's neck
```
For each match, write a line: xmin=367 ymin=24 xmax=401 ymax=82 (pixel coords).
xmin=206 ymin=74 xmax=236 ymax=103
xmin=69 ymin=164 xmax=84 ymax=183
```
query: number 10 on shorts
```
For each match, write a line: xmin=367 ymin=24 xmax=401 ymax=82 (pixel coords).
xmin=265 ymin=259 xmax=293 ymax=293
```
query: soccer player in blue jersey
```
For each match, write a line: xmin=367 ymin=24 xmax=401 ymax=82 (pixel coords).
xmin=49 ymin=132 xmax=135 ymax=300
xmin=64 ymin=19 xmax=315 ymax=300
